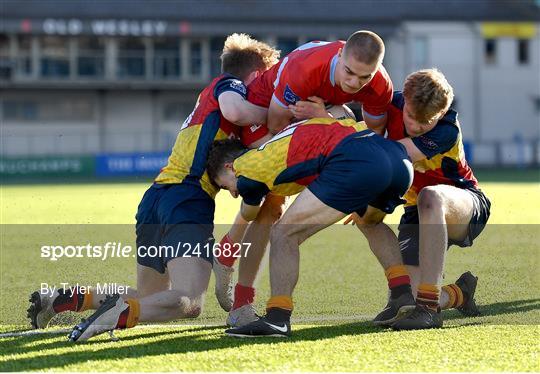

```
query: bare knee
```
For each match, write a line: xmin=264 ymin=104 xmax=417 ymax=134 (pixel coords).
xmin=184 ymin=303 xmax=202 ymax=318
xmin=417 ymin=187 xmax=445 ymax=214
xmin=180 ymin=295 xmax=203 ymax=318
xmin=270 ymin=222 xmax=302 ymax=247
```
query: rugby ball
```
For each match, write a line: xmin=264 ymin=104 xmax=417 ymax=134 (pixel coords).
xmin=326 ymin=104 xmax=356 ymax=121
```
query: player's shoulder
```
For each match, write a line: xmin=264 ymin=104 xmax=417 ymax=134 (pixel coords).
xmin=421 ymin=109 xmax=460 ymax=148
xmin=288 ymin=40 xmax=343 ymax=66
xmin=367 ymin=64 xmax=393 ymax=96
xmin=213 ymin=73 xmax=247 ymax=99
xmin=390 ymin=90 xmax=405 ymax=110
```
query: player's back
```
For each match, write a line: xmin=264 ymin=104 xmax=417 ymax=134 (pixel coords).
xmin=156 ymin=74 xmax=241 ymax=198
xmin=235 ymin=118 xmax=367 ymax=196
xmin=247 ymin=41 xmax=344 ymax=107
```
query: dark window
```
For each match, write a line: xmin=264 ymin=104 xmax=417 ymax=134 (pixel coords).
xmin=162 ymin=101 xmax=193 ymax=122
xmin=78 ymin=37 xmax=105 ymax=78
xmin=305 ymin=36 xmax=327 ymax=43
xmin=41 ymin=36 xmax=69 ymax=77
xmin=16 ymin=36 xmax=32 ymax=76
xmin=154 ymin=38 xmax=180 ymax=79
xmin=190 ymin=41 xmax=202 ymax=76
xmin=118 ymin=38 xmax=145 ymax=78
xmin=210 ymin=37 xmax=226 ymax=77
xmin=484 ymin=39 xmax=496 ymax=64
xmin=277 ymin=37 xmax=298 ymax=56
xmin=518 ymin=39 xmax=529 ymax=65
xmin=2 ymin=98 xmax=94 ymax=122
xmin=0 ymin=35 xmax=11 ymax=79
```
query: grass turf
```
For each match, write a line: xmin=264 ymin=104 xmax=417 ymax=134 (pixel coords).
xmin=0 ymin=170 xmax=539 ymax=371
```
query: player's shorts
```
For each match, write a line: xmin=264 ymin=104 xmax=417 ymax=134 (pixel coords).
xmin=399 ymin=187 xmax=491 ymax=266
xmin=135 ymin=181 xmax=215 ymax=273
xmin=308 ymin=131 xmax=413 ymax=215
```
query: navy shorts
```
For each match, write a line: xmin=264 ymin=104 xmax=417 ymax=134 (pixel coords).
xmin=308 ymin=131 xmax=413 ymax=215
xmin=399 ymin=187 xmax=491 ymax=266
xmin=135 ymin=182 xmax=215 ymax=273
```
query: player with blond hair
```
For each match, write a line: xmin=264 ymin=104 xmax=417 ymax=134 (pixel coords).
xmin=27 ymin=34 xmax=281 ymax=341
xmin=350 ymin=69 xmax=490 ymax=329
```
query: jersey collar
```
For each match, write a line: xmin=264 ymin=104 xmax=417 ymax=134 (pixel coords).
xmin=329 ymin=53 xmax=338 ymax=86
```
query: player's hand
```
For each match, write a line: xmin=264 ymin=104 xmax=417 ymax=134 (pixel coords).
xmin=343 ymin=213 xmax=365 ymax=226
xmin=288 ymin=96 xmax=328 ymax=119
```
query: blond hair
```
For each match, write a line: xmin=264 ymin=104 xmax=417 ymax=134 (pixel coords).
xmin=221 ymin=33 xmax=280 ymax=80
xmin=403 ymin=69 xmax=454 ymax=124
xmin=344 ymin=30 xmax=385 ymax=65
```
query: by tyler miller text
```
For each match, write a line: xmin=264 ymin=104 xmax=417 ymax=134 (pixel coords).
xmin=40 ymin=283 xmax=130 ymax=297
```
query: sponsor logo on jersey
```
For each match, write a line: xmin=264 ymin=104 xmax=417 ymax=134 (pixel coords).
xmin=230 ymin=80 xmax=247 ymax=95
xmin=418 ymin=136 xmax=438 ymax=150
xmin=283 ymin=85 xmax=301 ymax=105
xmin=249 ymin=124 xmax=262 ymax=133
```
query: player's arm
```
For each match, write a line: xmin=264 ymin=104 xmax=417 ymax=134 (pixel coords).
xmin=240 ymin=201 xmax=262 ymax=222
xmin=398 ymin=122 xmax=460 ymax=162
xmin=267 ymin=99 xmax=294 ymax=134
xmin=397 ymin=138 xmax=427 ymax=162
xmin=362 ymin=110 xmax=387 ymax=135
xmin=218 ymin=91 xmax=268 ymax=126
xmin=289 ymin=96 xmax=330 ymax=120
xmin=237 ymin=176 xmax=270 ymax=221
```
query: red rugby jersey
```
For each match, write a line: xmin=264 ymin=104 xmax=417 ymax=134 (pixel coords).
xmin=247 ymin=41 xmax=393 ymax=117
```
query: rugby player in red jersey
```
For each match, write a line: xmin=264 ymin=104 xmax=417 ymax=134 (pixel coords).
xmin=207 ymin=117 xmax=415 ymax=337
xmin=220 ymin=31 xmax=395 ymax=326
xmin=348 ymin=69 xmax=490 ymax=330
xmin=26 ymin=34 xmax=281 ymax=341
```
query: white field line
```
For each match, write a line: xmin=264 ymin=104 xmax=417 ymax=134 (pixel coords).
xmin=0 ymin=314 xmax=372 ymax=338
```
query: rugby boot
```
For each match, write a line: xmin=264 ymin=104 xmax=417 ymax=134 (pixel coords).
xmin=225 ymin=315 xmax=291 ymax=338
xmin=27 ymin=290 xmax=59 ymax=329
xmin=226 ymin=303 xmax=258 ymax=327
xmin=372 ymin=291 xmax=416 ymax=326
xmin=213 ymin=257 xmax=234 ymax=312
xmin=455 ymin=271 xmax=481 ymax=316
xmin=68 ymin=294 xmax=126 ymax=342
xmin=391 ymin=303 xmax=443 ymax=330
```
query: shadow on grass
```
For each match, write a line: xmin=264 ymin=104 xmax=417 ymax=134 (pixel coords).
xmin=444 ymin=298 xmax=540 ymax=322
xmin=0 ymin=321 xmax=381 ymax=371
xmin=2 ymin=298 xmax=539 ymax=371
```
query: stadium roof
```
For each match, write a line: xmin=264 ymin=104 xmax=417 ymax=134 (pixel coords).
xmin=4 ymin=0 xmax=540 ymax=22
xmin=2 ymin=0 xmax=539 ymax=38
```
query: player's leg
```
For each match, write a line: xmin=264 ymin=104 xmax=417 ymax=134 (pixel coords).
xmin=227 ymin=194 xmax=285 ymax=326
xmin=226 ymin=188 xmax=345 ymax=337
xmin=138 ymin=257 xmax=211 ymax=321
xmin=68 ymin=257 xmax=212 ymax=342
xmin=28 ymin=185 xmax=164 ymax=329
xmin=355 ymin=206 xmax=416 ymax=326
xmin=214 ymin=194 xmax=284 ymax=315
xmin=393 ymin=185 xmax=476 ymax=330
xmin=212 ymin=211 xmax=248 ymax=312
xmin=68 ymin=183 xmax=216 ymax=341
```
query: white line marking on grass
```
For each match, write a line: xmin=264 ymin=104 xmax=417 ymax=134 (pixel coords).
xmin=0 ymin=315 xmax=372 ymax=338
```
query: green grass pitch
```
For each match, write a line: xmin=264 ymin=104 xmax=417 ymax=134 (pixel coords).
xmin=1 ymin=170 xmax=539 ymax=371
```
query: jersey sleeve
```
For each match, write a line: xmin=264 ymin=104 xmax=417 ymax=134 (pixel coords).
xmin=272 ymin=59 xmax=316 ymax=108
xmin=237 ymin=176 xmax=270 ymax=206
xmin=361 ymin=67 xmax=394 ymax=118
xmin=214 ymin=77 xmax=248 ymax=100
xmin=412 ymin=122 xmax=459 ymax=159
